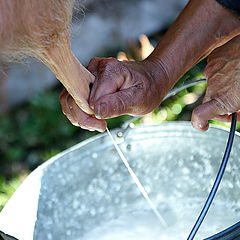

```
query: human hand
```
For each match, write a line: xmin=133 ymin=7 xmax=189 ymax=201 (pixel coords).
xmin=192 ymin=36 xmax=240 ymax=131
xmin=60 ymin=89 xmax=107 ymax=132
xmin=47 ymin=42 xmax=109 ymax=132
xmin=87 ymin=57 xmax=171 ymax=119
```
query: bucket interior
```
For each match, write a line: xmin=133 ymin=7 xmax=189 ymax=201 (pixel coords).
xmin=0 ymin=122 xmax=240 ymax=240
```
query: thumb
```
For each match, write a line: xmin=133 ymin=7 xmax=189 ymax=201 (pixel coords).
xmin=191 ymin=99 xmax=227 ymax=131
xmin=94 ymin=86 xmax=142 ymax=119
xmin=89 ymin=61 xmax=126 ymax=109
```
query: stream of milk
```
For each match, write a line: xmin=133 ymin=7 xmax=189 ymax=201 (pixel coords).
xmin=106 ymin=128 xmax=167 ymax=227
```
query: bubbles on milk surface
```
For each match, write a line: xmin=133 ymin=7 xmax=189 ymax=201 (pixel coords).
xmin=80 ymin=210 xmax=163 ymax=240
xmin=79 ymin=199 xmax=239 ymax=240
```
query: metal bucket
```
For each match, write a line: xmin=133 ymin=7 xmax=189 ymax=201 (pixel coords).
xmin=0 ymin=122 xmax=240 ymax=240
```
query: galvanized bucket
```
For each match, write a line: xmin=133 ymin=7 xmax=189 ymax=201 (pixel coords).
xmin=0 ymin=122 xmax=240 ymax=240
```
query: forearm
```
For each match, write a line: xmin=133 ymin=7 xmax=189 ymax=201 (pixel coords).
xmin=0 ymin=1 xmax=18 ymax=53
xmin=147 ymin=0 xmax=240 ymax=89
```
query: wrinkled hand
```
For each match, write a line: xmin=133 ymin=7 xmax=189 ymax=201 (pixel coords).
xmin=59 ymin=57 xmax=170 ymax=132
xmin=60 ymin=89 xmax=107 ymax=132
xmin=87 ymin=57 xmax=170 ymax=119
xmin=192 ymin=36 xmax=240 ymax=131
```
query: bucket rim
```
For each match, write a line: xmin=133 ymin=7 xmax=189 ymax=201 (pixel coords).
xmin=30 ymin=121 xmax=240 ymax=175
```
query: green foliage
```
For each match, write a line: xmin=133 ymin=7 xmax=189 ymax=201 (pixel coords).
xmin=0 ymin=90 xmax=95 ymax=171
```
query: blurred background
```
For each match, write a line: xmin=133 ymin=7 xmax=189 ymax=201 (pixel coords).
xmin=0 ymin=0 xmax=237 ymax=210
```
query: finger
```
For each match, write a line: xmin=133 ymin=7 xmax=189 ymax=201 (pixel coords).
xmin=191 ymin=99 xmax=227 ymax=131
xmin=68 ymin=96 xmax=107 ymax=132
xmin=60 ymin=90 xmax=107 ymax=132
xmin=93 ymin=86 xmax=144 ymax=119
xmin=60 ymin=89 xmax=79 ymax=126
xmin=89 ymin=71 xmax=124 ymax=109
xmin=89 ymin=60 xmax=125 ymax=109
xmin=213 ymin=112 xmax=240 ymax=122
xmin=89 ymin=74 xmax=118 ymax=107
xmin=69 ymin=90 xmax=93 ymax=115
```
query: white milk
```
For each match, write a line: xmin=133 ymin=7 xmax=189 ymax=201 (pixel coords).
xmin=80 ymin=128 xmax=240 ymax=240
xmin=79 ymin=199 xmax=239 ymax=240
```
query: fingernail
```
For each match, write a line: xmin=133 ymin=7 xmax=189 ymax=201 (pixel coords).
xmin=97 ymin=128 xmax=105 ymax=133
xmin=72 ymin=122 xmax=80 ymax=127
xmin=192 ymin=121 xmax=204 ymax=131
xmin=96 ymin=103 xmax=108 ymax=119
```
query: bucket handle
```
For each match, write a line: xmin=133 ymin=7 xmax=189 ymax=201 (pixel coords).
xmin=0 ymin=231 xmax=18 ymax=240
xmin=119 ymin=78 xmax=207 ymax=137
xmin=204 ymin=221 xmax=240 ymax=240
